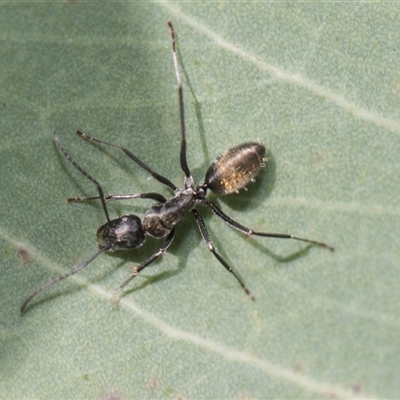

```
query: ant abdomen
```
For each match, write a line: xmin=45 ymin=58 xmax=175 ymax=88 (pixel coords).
xmin=97 ymin=215 xmax=145 ymax=251
xmin=204 ymin=142 xmax=266 ymax=195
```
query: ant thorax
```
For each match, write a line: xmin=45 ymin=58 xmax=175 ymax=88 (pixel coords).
xmin=143 ymin=188 xmax=196 ymax=238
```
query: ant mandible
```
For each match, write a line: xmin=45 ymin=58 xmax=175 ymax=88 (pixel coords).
xmin=21 ymin=22 xmax=334 ymax=313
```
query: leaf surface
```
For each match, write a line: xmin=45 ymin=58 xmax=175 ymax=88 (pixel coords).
xmin=1 ymin=3 xmax=399 ymax=399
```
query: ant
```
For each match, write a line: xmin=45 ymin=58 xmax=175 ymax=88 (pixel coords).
xmin=21 ymin=22 xmax=334 ymax=314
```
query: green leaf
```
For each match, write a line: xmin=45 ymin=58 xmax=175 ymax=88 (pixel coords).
xmin=1 ymin=3 xmax=399 ymax=399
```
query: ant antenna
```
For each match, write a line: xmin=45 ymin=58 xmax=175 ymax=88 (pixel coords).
xmin=53 ymin=132 xmax=111 ymax=223
xmin=20 ymin=244 xmax=111 ymax=313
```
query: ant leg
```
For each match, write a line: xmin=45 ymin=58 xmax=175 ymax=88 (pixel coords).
xmin=75 ymin=130 xmax=177 ymax=191
xmin=111 ymin=229 xmax=175 ymax=303
xmin=168 ymin=22 xmax=191 ymax=180
xmin=77 ymin=23 xmax=192 ymax=186
xmin=21 ymin=244 xmax=112 ymax=314
xmin=68 ymin=192 xmax=167 ymax=204
xmin=205 ymin=200 xmax=334 ymax=251
xmin=53 ymin=132 xmax=111 ymax=223
xmin=192 ymin=209 xmax=254 ymax=300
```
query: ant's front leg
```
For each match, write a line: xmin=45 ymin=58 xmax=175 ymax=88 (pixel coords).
xmin=111 ymin=229 xmax=175 ymax=303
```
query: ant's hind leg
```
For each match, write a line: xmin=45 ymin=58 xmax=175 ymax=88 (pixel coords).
xmin=168 ymin=22 xmax=191 ymax=180
xmin=205 ymin=200 xmax=334 ymax=251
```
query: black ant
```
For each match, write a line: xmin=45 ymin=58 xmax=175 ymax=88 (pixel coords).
xmin=21 ymin=22 xmax=334 ymax=314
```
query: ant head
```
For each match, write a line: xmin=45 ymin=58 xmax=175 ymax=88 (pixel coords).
xmin=97 ymin=214 xmax=145 ymax=251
